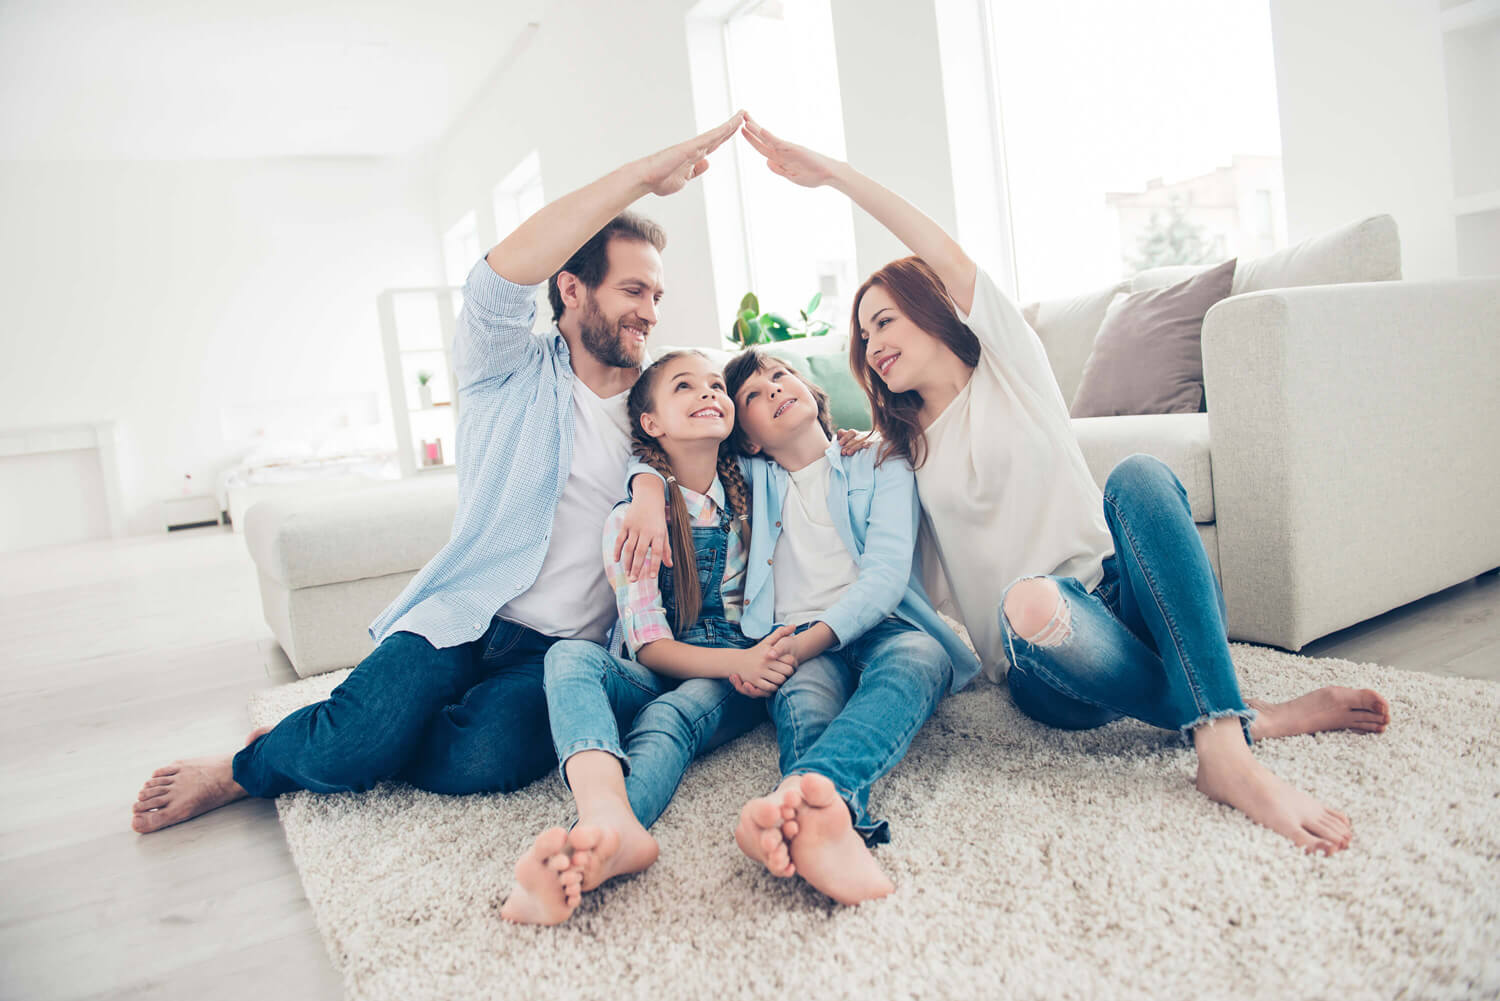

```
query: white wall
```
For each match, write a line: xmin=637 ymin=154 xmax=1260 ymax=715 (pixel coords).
xmin=0 ymin=158 xmax=438 ymax=538
xmin=1268 ymin=0 xmax=1457 ymax=278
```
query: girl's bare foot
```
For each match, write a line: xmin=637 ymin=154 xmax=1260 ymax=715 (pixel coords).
xmin=734 ymin=781 xmax=802 ymax=878
xmin=1193 ymin=717 xmax=1353 ymax=855
xmin=1248 ymin=687 xmax=1390 ymax=740
xmin=499 ymin=827 xmax=584 ymax=925
xmin=130 ymin=727 xmax=268 ymax=834
xmin=785 ymin=773 xmax=893 ymax=905
xmin=567 ymin=807 xmax=659 ymax=893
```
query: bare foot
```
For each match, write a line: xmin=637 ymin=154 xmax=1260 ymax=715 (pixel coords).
xmin=734 ymin=781 xmax=802 ymax=878
xmin=785 ymin=773 xmax=894 ymax=905
xmin=567 ymin=809 xmax=659 ymax=893
xmin=1194 ymin=720 xmax=1353 ymax=855
xmin=499 ymin=827 xmax=584 ymax=925
xmin=130 ymin=727 xmax=267 ymax=834
xmin=1248 ymin=687 xmax=1390 ymax=740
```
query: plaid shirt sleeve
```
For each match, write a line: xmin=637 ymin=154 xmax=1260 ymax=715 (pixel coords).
xmin=602 ymin=505 xmax=674 ymax=656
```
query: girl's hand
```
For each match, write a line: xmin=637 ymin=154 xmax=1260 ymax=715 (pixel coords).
xmin=836 ymin=428 xmax=875 ymax=456
xmin=728 ymin=624 xmax=799 ymax=697
xmin=740 ymin=115 xmax=840 ymax=188
xmin=613 ymin=499 xmax=672 ymax=582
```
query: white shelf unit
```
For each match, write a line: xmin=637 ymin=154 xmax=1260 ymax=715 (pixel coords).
xmin=377 ymin=287 xmax=463 ymax=478
xmin=1441 ymin=0 xmax=1500 ymax=276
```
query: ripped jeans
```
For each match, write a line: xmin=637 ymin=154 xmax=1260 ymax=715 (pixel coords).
xmin=998 ymin=454 xmax=1255 ymax=743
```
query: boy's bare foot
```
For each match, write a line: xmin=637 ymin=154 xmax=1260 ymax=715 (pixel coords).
xmin=785 ymin=773 xmax=893 ymax=905
xmin=567 ymin=808 xmax=659 ymax=893
xmin=1248 ymin=687 xmax=1390 ymax=740
xmin=499 ymin=827 xmax=585 ymax=925
xmin=130 ymin=727 xmax=269 ymax=834
xmin=734 ymin=781 xmax=802 ymax=878
xmin=1193 ymin=718 xmax=1353 ymax=855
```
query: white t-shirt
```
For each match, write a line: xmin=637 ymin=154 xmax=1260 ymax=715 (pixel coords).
xmin=771 ymin=455 xmax=860 ymax=627
xmin=500 ymin=378 xmax=633 ymax=643
xmin=915 ymin=268 xmax=1115 ymax=681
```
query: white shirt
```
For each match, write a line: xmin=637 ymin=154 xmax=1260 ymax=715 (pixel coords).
xmin=771 ymin=455 xmax=860 ymax=626
xmin=500 ymin=378 xmax=633 ymax=642
xmin=915 ymin=268 xmax=1115 ymax=681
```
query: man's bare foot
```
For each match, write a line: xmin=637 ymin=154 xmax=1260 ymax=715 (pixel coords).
xmin=785 ymin=773 xmax=893 ymax=905
xmin=1248 ymin=687 xmax=1390 ymax=740
xmin=1194 ymin=718 xmax=1353 ymax=855
xmin=567 ymin=808 xmax=659 ymax=893
xmin=499 ymin=827 xmax=585 ymax=925
xmin=130 ymin=727 xmax=268 ymax=834
xmin=734 ymin=781 xmax=802 ymax=878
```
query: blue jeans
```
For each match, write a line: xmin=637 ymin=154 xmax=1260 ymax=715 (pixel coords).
xmin=232 ymin=618 xmax=558 ymax=797
xmin=544 ymin=638 xmax=766 ymax=829
xmin=770 ymin=617 xmax=954 ymax=846
xmin=999 ymin=454 xmax=1255 ymax=742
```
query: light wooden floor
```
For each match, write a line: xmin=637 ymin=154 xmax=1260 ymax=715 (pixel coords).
xmin=1 ymin=527 xmax=1496 ymax=1001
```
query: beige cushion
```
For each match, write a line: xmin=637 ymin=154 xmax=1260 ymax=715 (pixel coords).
xmin=1071 ymin=412 xmax=1215 ymax=523
xmin=1021 ymin=280 xmax=1133 ymax=408
xmin=1230 ymin=213 xmax=1401 ymax=294
xmin=1132 ymin=265 xmax=1211 ymax=293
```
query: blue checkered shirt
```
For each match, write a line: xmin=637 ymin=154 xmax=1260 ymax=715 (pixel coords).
xmin=368 ymin=257 xmax=613 ymax=649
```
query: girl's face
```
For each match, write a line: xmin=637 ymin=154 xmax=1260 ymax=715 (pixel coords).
xmin=856 ymin=284 xmax=944 ymax=396
xmin=732 ymin=361 xmax=819 ymax=456
xmin=638 ymin=353 xmax=733 ymax=445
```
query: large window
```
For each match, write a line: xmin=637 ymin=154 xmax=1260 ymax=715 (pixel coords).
xmin=980 ymin=0 xmax=1288 ymax=301
xmin=493 ymin=151 xmax=545 ymax=245
xmin=689 ymin=0 xmax=857 ymax=345
xmin=441 ymin=211 xmax=479 ymax=288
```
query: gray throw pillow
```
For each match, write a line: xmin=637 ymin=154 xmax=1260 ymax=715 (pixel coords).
xmin=1070 ymin=257 xmax=1236 ymax=418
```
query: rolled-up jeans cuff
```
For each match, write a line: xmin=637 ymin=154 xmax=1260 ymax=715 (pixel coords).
xmin=1179 ymin=707 xmax=1258 ymax=747
xmin=557 ymin=740 xmax=629 ymax=788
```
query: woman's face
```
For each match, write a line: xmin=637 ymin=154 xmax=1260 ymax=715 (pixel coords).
xmin=639 ymin=354 xmax=733 ymax=444
xmin=856 ymin=285 xmax=944 ymax=396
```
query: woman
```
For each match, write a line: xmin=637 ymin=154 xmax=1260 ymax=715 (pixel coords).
xmin=738 ymin=114 xmax=1390 ymax=855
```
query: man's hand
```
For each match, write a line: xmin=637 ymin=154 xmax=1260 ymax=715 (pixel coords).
xmin=636 ymin=111 xmax=746 ymax=197
xmin=728 ymin=624 xmax=798 ymax=698
xmin=614 ymin=500 xmax=672 ymax=582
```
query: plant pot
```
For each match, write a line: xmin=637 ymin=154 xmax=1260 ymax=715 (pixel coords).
xmin=418 ymin=384 xmax=433 ymax=409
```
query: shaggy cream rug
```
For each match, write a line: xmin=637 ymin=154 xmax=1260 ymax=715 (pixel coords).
xmin=248 ymin=643 xmax=1500 ymax=1001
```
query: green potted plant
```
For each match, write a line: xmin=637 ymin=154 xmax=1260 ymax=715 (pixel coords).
xmin=416 ymin=370 xmax=434 ymax=409
xmin=727 ymin=291 xmax=833 ymax=347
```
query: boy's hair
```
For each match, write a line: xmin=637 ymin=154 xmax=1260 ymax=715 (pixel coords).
xmin=722 ymin=348 xmax=835 ymax=458
xmin=626 ymin=350 xmax=753 ymax=634
xmin=547 ymin=212 xmax=667 ymax=321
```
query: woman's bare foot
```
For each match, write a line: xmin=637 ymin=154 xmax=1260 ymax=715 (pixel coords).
xmin=734 ymin=781 xmax=802 ymax=878
xmin=568 ymin=807 xmax=659 ymax=893
xmin=1193 ymin=717 xmax=1353 ymax=855
xmin=499 ymin=827 xmax=585 ymax=925
xmin=785 ymin=773 xmax=893 ymax=905
xmin=1248 ymin=687 xmax=1390 ymax=740
xmin=130 ymin=727 xmax=268 ymax=834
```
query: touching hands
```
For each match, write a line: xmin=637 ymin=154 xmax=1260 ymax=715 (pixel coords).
xmin=835 ymin=428 xmax=876 ymax=456
xmin=739 ymin=114 xmax=841 ymax=188
xmin=728 ymin=624 xmax=800 ymax=698
xmin=636 ymin=111 xmax=747 ymax=197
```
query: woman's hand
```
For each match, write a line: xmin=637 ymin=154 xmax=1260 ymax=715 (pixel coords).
xmin=728 ymin=624 xmax=799 ymax=697
xmin=635 ymin=111 xmax=746 ymax=197
xmin=740 ymin=115 xmax=841 ymax=189
xmin=614 ymin=498 xmax=672 ymax=583
xmin=836 ymin=428 xmax=876 ymax=456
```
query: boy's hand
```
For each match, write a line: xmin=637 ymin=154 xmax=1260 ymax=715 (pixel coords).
xmin=614 ymin=500 xmax=672 ymax=582
xmin=728 ymin=624 xmax=798 ymax=697
xmin=836 ymin=428 xmax=875 ymax=456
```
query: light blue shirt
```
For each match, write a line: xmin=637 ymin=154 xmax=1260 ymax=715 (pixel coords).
xmin=628 ymin=443 xmax=981 ymax=693
xmin=370 ymin=258 xmax=613 ymax=649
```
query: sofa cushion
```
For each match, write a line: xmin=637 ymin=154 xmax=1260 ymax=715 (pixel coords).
xmin=1071 ymin=259 xmax=1236 ymax=418
xmin=1230 ymin=213 xmax=1401 ymax=294
xmin=244 ymin=477 xmax=458 ymax=589
xmin=1021 ymin=279 xmax=1132 ymax=408
xmin=1071 ymin=412 xmax=1215 ymax=522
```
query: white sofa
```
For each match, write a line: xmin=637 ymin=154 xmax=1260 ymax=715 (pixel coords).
xmin=245 ymin=215 xmax=1500 ymax=677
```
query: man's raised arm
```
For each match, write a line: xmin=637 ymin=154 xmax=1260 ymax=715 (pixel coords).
xmin=485 ymin=112 xmax=746 ymax=285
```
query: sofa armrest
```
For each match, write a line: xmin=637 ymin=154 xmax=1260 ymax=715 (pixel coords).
xmin=1200 ymin=277 xmax=1500 ymax=649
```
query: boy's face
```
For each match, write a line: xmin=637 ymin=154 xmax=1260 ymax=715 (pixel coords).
xmin=732 ymin=361 xmax=819 ymax=456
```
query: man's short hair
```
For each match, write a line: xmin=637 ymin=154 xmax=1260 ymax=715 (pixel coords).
xmin=547 ymin=212 xmax=667 ymax=321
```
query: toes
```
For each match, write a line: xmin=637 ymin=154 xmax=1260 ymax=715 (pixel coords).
xmin=151 ymin=765 xmax=180 ymax=778
xmin=134 ymin=791 xmax=170 ymax=810
xmin=759 ymin=828 xmax=784 ymax=858
xmin=566 ymin=825 xmax=604 ymax=854
xmin=746 ymin=797 xmax=783 ymax=830
xmin=782 ymin=819 xmax=799 ymax=839
xmin=796 ymin=772 xmax=840 ymax=808
xmin=546 ymin=853 xmax=571 ymax=873
xmin=530 ymin=826 xmax=568 ymax=860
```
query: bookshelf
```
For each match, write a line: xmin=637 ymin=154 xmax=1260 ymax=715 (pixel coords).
xmin=377 ymin=287 xmax=463 ymax=478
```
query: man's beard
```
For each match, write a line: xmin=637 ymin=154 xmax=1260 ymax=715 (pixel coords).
xmin=578 ymin=292 xmax=642 ymax=369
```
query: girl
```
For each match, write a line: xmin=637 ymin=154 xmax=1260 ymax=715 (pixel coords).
xmin=739 ymin=113 xmax=1390 ymax=856
xmin=500 ymin=350 xmax=797 ymax=925
xmin=625 ymin=349 xmax=980 ymax=905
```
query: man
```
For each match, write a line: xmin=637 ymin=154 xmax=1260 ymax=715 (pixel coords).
xmin=131 ymin=112 xmax=746 ymax=833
